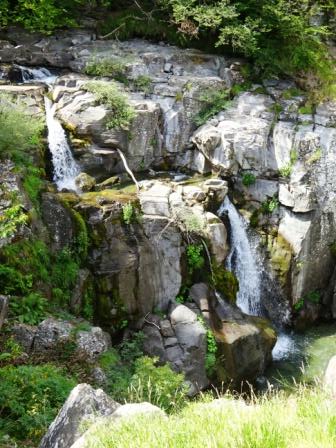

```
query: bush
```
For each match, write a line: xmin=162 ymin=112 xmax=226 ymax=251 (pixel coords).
xmin=85 ymin=58 xmax=128 ymax=84
xmin=0 ymin=96 xmax=44 ymax=163
xmin=186 ymin=244 xmax=205 ymax=274
xmin=9 ymin=292 xmax=48 ymax=325
xmin=261 ymin=197 xmax=279 ymax=214
xmin=122 ymin=202 xmax=136 ymax=225
xmin=0 ymin=204 xmax=28 ymax=239
xmin=0 ymin=364 xmax=75 ymax=442
xmin=128 ymin=356 xmax=187 ymax=412
xmin=194 ymin=89 xmax=231 ymax=126
xmin=133 ymin=75 xmax=152 ymax=94
xmin=83 ymin=81 xmax=136 ymax=129
xmin=242 ymin=172 xmax=256 ymax=187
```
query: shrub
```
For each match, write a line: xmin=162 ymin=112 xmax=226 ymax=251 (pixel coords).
xmin=194 ymin=89 xmax=231 ymax=126
xmin=279 ymin=163 xmax=292 ymax=178
xmin=242 ymin=172 xmax=256 ymax=187
xmin=0 ymin=96 xmax=44 ymax=163
xmin=0 ymin=204 xmax=28 ymax=239
xmin=186 ymin=244 xmax=205 ymax=274
xmin=122 ymin=202 xmax=136 ymax=225
xmin=85 ymin=58 xmax=128 ymax=84
xmin=261 ymin=197 xmax=279 ymax=214
xmin=0 ymin=364 xmax=75 ymax=442
xmin=9 ymin=292 xmax=48 ymax=325
xmin=128 ymin=356 xmax=187 ymax=412
xmin=83 ymin=81 xmax=136 ymax=130
xmin=298 ymin=104 xmax=314 ymax=115
xmin=133 ymin=75 xmax=152 ymax=94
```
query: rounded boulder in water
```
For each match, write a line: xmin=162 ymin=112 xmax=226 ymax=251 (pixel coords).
xmin=75 ymin=172 xmax=96 ymax=192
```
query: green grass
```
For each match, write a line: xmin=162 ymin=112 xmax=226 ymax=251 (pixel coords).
xmin=78 ymin=385 xmax=336 ymax=448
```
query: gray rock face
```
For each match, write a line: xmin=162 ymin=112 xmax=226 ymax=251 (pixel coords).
xmin=41 ymin=193 xmax=74 ymax=252
xmin=76 ymin=327 xmax=111 ymax=360
xmin=39 ymin=384 xmax=119 ymax=448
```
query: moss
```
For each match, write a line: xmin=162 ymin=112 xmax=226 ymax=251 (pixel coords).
xmin=212 ymin=263 xmax=239 ymax=304
xmin=267 ymin=234 xmax=292 ymax=286
xmin=80 ymin=187 xmax=137 ymax=207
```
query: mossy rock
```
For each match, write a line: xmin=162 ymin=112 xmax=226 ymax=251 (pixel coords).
xmin=267 ymin=233 xmax=292 ymax=286
xmin=212 ymin=264 xmax=239 ymax=304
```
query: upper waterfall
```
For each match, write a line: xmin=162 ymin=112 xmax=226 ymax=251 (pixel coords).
xmin=44 ymin=97 xmax=79 ymax=191
xmin=218 ymin=196 xmax=262 ymax=316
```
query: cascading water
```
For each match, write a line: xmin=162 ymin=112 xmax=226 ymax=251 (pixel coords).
xmin=218 ymin=196 xmax=262 ymax=316
xmin=20 ymin=66 xmax=57 ymax=85
xmin=44 ymin=97 xmax=79 ymax=191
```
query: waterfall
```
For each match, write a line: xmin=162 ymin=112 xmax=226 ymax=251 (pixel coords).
xmin=20 ymin=66 xmax=57 ymax=85
xmin=218 ymin=196 xmax=262 ymax=316
xmin=44 ymin=97 xmax=80 ymax=191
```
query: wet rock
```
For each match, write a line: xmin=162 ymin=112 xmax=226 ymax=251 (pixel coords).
xmin=75 ymin=172 xmax=96 ymax=192
xmin=41 ymin=193 xmax=74 ymax=251
xmin=39 ymin=384 xmax=119 ymax=448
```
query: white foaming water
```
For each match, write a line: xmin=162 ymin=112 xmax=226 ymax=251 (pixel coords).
xmin=272 ymin=333 xmax=299 ymax=361
xmin=44 ymin=97 xmax=79 ymax=191
xmin=20 ymin=66 xmax=57 ymax=85
xmin=218 ymin=196 xmax=262 ymax=315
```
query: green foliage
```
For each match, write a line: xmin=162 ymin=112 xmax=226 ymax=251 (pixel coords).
xmin=261 ymin=197 xmax=279 ymax=214
xmin=85 ymin=58 xmax=128 ymax=83
xmin=290 ymin=149 xmax=298 ymax=165
xmin=72 ymin=210 xmax=89 ymax=261
xmin=298 ymin=104 xmax=314 ymax=115
xmin=294 ymin=291 xmax=321 ymax=311
xmin=0 ymin=364 xmax=75 ymax=442
xmin=307 ymin=148 xmax=322 ymax=164
xmin=186 ymin=244 xmax=205 ymax=274
xmin=83 ymin=81 xmax=136 ymax=130
xmin=22 ymin=166 xmax=45 ymax=210
xmin=99 ymin=332 xmax=145 ymax=402
xmin=231 ymin=82 xmax=253 ymax=96
xmin=282 ymin=87 xmax=304 ymax=99
xmin=212 ymin=264 xmax=239 ymax=304
xmin=279 ymin=163 xmax=293 ymax=178
xmin=128 ymin=356 xmax=187 ymax=412
xmin=0 ymin=338 xmax=22 ymax=363
xmin=195 ymin=89 xmax=231 ymax=126
xmin=51 ymin=248 xmax=80 ymax=307
xmin=242 ymin=172 xmax=256 ymax=187
xmin=0 ymin=204 xmax=28 ymax=239
xmin=76 ymin=383 xmax=336 ymax=448
xmin=122 ymin=202 xmax=136 ymax=225
xmin=0 ymin=96 xmax=44 ymax=163
xmin=205 ymin=329 xmax=217 ymax=376
xmin=9 ymin=292 xmax=48 ymax=325
xmin=133 ymin=75 xmax=152 ymax=94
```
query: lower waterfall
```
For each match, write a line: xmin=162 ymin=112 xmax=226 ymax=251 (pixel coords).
xmin=218 ymin=196 xmax=262 ymax=316
xmin=44 ymin=97 xmax=79 ymax=191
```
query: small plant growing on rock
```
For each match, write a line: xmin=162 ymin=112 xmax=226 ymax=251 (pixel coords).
xmin=186 ymin=244 xmax=205 ymax=274
xmin=279 ymin=163 xmax=292 ymax=178
xmin=0 ymin=204 xmax=28 ymax=239
xmin=242 ymin=172 xmax=256 ymax=187
xmin=85 ymin=58 xmax=128 ymax=84
xmin=83 ymin=81 xmax=136 ymax=130
xmin=9 ymin=292 xmax=47 ymax=325
xmin=261 ymin=197 xmax=279 ymax=215
xmin=194 ymin=88 xmax=231 ymax=126
xmin=197 ymin=315 xmax=218 ymax=376
xmin=122 ymin=202 xmax=136 ymax=225
xmin=307 ymin=148 xmax=322 ymax=164
xmin=133 ymin=75 xmax=152 ymax=94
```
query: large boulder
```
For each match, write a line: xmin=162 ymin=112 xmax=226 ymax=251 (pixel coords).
xmin=39 ymin=384 xmax=119 ymax=448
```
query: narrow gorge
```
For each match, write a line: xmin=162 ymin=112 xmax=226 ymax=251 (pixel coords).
xmin=0 ymin=6 xmax=335 ymax=446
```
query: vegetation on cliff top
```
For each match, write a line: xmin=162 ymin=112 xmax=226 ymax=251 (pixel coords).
xmin=0 ymin=1 xmax=335 ymax=97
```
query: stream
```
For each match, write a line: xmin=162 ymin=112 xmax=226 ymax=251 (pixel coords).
xmin=14 ymin=64 xmax=336 ymax=389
